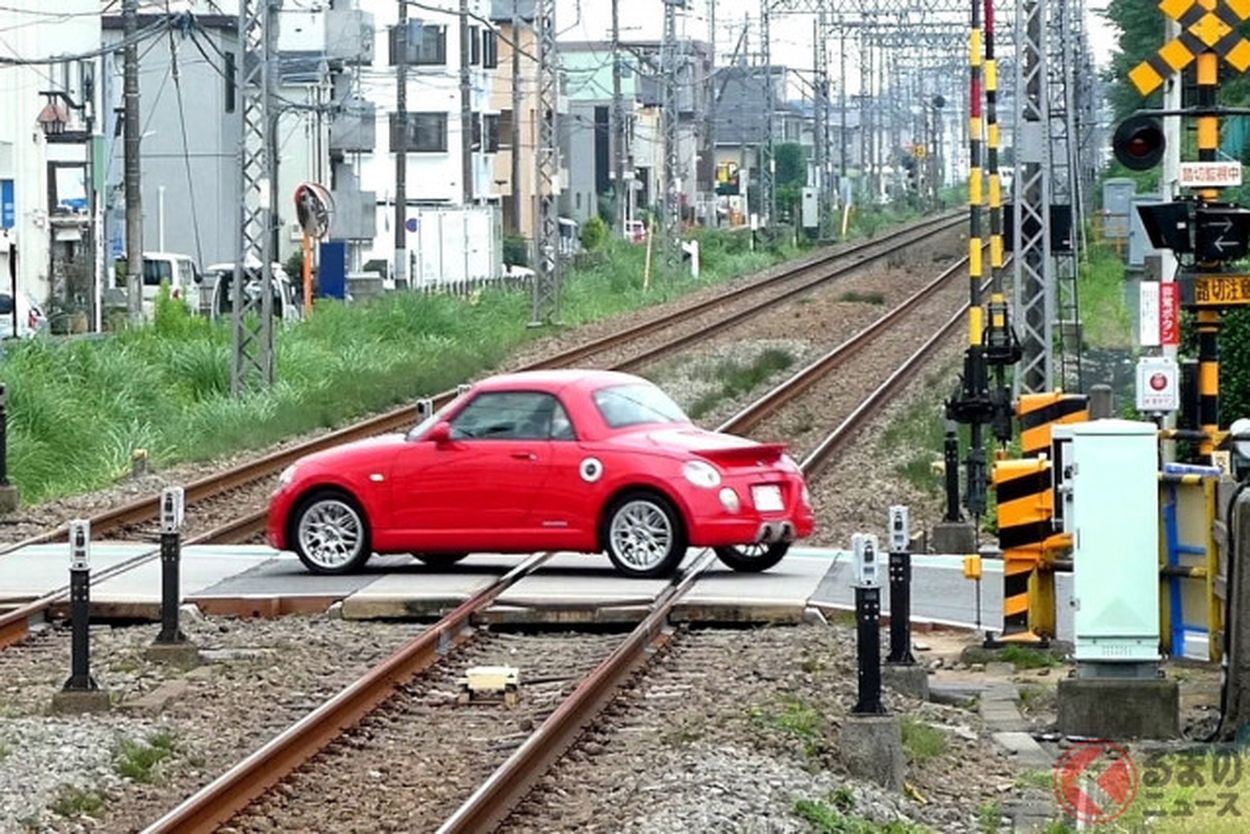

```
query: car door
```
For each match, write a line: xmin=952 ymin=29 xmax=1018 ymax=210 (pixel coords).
xmin=525 ymin=396 xmax=602 ymax=550
xmin=389 ymin=391 xmax=555 ymax=549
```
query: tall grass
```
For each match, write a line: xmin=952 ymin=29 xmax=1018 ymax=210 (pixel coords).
xmin=0 ymin=219 xmax=909 ymax=505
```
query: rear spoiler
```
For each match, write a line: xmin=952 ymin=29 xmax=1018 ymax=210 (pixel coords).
xmin=694 ymin=442 xmax=787 ymax=466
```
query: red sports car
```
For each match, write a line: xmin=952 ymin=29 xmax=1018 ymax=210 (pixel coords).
xmin=267 ymin=370 xmax=815 ymax=578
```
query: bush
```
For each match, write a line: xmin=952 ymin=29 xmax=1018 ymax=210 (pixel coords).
xmin=581 ymin=215 xmax=608 ymax=251
xmin=503 ymin=234 xmax=529 ymax=268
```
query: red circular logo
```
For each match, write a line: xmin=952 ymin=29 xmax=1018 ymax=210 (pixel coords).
xmin=1150 ymin=372 xmax=1169 ymax=391
xmin=1052 ymin=740 xmax=1138 ymax=824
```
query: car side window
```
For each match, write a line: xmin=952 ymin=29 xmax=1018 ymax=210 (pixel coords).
xmin=549 ymin=400 xmax=576 ymax=441
xmin=450 ymin=391 xmax=563 ymax=440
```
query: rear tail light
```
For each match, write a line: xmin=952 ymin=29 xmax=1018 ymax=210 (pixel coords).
xmin=172 ymin=288 xmax=181 ymax=299
xmin=27 ymin=310 xmax=37 ymax=330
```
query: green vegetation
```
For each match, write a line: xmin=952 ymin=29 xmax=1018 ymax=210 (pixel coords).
xmin=1000 ymin=645 xmax=1060 ymax=670
xmin=688 ymin=348 xmax=796 ymax=419
xmin=753 ymin=696 xmax=826 ymax=759
xmin=114 ymin=732 xmax=176 ymax=784
xmin=1017 ymin=684 xmax=1056 ymax=714
xmin=0 ymin=739 xmax=9 ymax=761
xmin=1078 ymin=242 xmax=1132 ymax=349
xmin=976 ymin=800 xmax=1003 ymax=833
xmin=899 ymin=717 xmax=947 ymax=764
xmin=1014 ymin=769 xmax=1053 ymax=791
xmin=793 ymin=793 xmax=931 ymax=834
xmin=50 ymin=787 xmax=106 ymax=818
xmin=580 ymin=215 xmax=608 ymax=251
xmin=838 ymin=290 xmax=886 ymax=305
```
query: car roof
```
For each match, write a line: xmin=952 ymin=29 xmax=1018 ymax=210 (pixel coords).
xmin=472 ymin=369 xmax=648 ymax=395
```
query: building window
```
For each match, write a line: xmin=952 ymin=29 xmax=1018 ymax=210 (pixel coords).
xmin=497 ymin=109 xmax=513 ymax=149
xmin=470 ymin=25 xmax=480 ymax=65
xmin=390 ymin=112 xmax=448 ymax=152
xmin=388 ymin=23 xmax=447 ymax=66
xmin=483 ymin=29 xmax=499 ymax=69
xmin=483 ymin=114 xmax=499 ymax=153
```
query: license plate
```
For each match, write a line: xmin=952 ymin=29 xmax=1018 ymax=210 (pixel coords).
xmin=752 ymin=485 xmax=784 ymax=512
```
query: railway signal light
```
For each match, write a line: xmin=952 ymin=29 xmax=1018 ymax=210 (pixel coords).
xmin=1113 ymin=115 xmax=1166 ymax=171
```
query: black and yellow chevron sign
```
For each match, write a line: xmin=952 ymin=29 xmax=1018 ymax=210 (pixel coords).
xmin=1129 ymin=0 xmax=1250 ymax=95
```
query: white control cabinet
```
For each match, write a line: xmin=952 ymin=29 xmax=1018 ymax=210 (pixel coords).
xmin=1068 ymin=420 xmax=1160 ymax=664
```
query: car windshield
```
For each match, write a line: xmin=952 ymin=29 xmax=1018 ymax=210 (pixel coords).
xmin=593 ymin=383 xmax=689 ymax=428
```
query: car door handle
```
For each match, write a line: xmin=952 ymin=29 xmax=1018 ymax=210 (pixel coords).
xmin=511 ymin=451 xmax=537 ymax=461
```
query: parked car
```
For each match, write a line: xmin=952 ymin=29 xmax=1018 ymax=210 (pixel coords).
xmin=117 ymin=252 xmax=202 ymax=318
xmin=202 ymin=261 xmax=301 ymax=323
xmin=624 ymin=219 xmax=647 ymax=244
xmin=267 ymin=369 xmax=815 ymax=578
xmin=0 ymin=290 xmax=47 ymax=339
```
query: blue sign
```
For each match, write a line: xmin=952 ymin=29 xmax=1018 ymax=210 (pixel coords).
xmin=405 ymin=217 xmax=418 ymax=233
xmin=1 ymin=180 xmax=13 ymax=229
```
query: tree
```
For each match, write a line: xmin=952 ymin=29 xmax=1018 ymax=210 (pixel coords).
xmin=773 ymin=142 xmax=807 ymax=221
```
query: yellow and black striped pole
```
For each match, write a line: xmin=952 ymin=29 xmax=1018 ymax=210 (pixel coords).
xmin=983 ymin=0 xmax=1004 ymax=308
xmin=1197 ymin=42 xmax=1222 ymax=457
xmin=968 ymin=0 xmax=984 ymax=344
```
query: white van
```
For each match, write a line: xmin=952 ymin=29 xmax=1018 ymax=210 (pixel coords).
xmin=117 ymin=252 xmax=202 ymax=318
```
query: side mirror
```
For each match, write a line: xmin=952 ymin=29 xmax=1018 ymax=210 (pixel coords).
xmin=427 ymin=421 xmax=452 ymax=444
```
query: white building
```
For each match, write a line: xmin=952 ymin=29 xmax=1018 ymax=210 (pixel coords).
xmin=356 ymin=0 xmax=501 ymax=273
xmin=0 ymin=0 xmax=102 ymax=325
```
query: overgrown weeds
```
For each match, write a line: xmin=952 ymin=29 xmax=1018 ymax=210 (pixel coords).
xmin=114 ymin=731 xmax=176 ymax=783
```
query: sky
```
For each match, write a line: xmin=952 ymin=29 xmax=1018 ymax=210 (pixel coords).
xmin=559 ymin=0 xmax=1123 ymax=92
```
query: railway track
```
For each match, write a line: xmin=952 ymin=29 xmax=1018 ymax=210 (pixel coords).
xmin=130 ymin=248 xmax=980 ymax=832
xmin=0 ymin=211 xmax=961 ymax=557
xmin=0 ymin=220 xmax=969 ymax=652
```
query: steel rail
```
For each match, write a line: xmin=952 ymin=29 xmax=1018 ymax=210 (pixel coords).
xmin=719 ymin=255 xmax=970 ymax=436
xmin=1 ymin=213 xmax=961 ymax=556
xmin=800 ymin=275 xmax=999 ymax=480
xmin=429 ymin=259 xmax=989 ymax=834
xmin=435 ymin=550 xmax=718 ymax=834
xmin=139 ymin=551 xmax=553 ymax=834
xmin=0 ymin=509 xmax=275 ymax=648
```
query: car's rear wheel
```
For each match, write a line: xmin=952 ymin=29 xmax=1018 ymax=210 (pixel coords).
xmin=291 ymin=490 xmax=372 ymax=574
xmin=714 ymin=542 xmax=790 ymax=572
xmin=412 ymin=552 xmax=468 ymax=568
xmin=603 ymin=491 xmax=687 ymax=578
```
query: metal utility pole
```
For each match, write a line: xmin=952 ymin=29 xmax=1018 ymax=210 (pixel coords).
xmin=231 ymin=0 xmax=278 ymax=394
xmin=839 ymin=23 xmax=847 ymax=201
xmin=661 ymin=0 xmax=680 ymax=269
xmin=510 ymin=0 xmax=522 ymax=234
xmin=395 ymin=1 xmax=409 ymax=288
xmin=612 ymin=0 xmax=626 ymax=236
xmin=529 ymin=0 xmax=561 ymax=325
xmin=758 ymin=0 xmax=774 ymax=224
xmin=460 ymin=0 xmax=473 ymax=204
xmin=1012 ymin=0 xmax=1054 ymax=394
xmin=123 ymin=0 xmax=142 ymax=325
xmin=813 ymin=10 xmax=828 ymax=236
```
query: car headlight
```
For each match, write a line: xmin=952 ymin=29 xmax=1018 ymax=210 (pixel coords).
xmin=682 ymin=460 xmax=721 ymax=488
xmin=278 ymin=464 xmax=297 ymax=486
xmin=801 ymin=483 xmax=811 ymax=507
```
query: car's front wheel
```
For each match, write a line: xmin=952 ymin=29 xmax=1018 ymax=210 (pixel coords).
xmin=412 ymin=552 xmax=468 ymax=568
xmin=291 ymin=490 xmax=372 ymax=574
xmin=714 ymin=542 xmax=790 ymax=572
xmin=603 ymin=491 xmax=687 ymax=578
